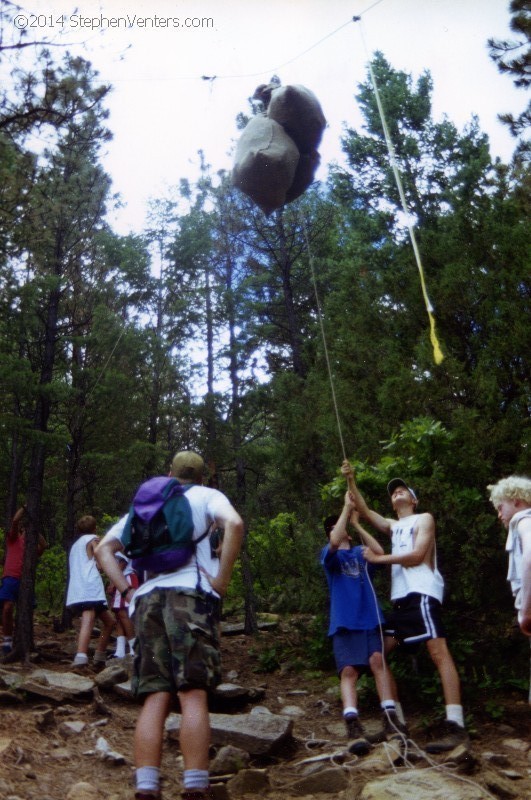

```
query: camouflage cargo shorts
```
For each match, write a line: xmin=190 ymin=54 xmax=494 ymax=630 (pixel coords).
xmin=132 ymin=588 xmax=222 ymax=696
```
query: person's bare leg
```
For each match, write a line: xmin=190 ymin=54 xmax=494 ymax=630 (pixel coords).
xmin=94 ymin=609 xmax=115 ymax=658
xmin=134 ymin=692 xmax=171 ymax=767
xmin=178 ymin=688 xmax=210 ymax=770
xmin=426 ymin=637 xmax=461 ymax=705
xmin=77 ymin=609 xmax=96 ymax=654
xmin=339 ymin=665 xmax=359 ymax=710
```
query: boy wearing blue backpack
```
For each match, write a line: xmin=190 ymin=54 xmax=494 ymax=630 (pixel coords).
xmin=96 ymin=451 xmax=244 ymax=800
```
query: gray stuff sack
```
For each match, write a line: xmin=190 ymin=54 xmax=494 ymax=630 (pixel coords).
xmin=267 ymin=84 xmax=326 ymax=153
xmin=232 ymin=115 xmax=300 ymax=215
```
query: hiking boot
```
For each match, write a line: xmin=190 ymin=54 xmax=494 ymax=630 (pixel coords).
xmin=1 ymin=643 xmax=12 ymax=655
xmin=383 ymin=709 xmax=408 ymax=741
xmin=345 ymin=713 xmax=371 ymax=755
xmin=71 ymin=654 xmax=89 ymax=668
xmin=181 ymin=789 xmax=214 ymax=800
xmin=135 ymin=793 xmax=161 ymax=800
xmin=367 ymin=709 xmax=409 ymax=744
xmin=425 ymin=720 xmax=470 ymax=753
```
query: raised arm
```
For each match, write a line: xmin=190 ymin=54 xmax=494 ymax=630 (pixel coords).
xmin=349 ymin=505 xmax=384 ymax=555
xmin=8 ymin=507 xmax=26 ymax=540
xmin=37 ymin=534 xmax=47 ymax=557
xmin=341 ymin=460 xmax=392 ymax=535
xmin=329 ymin=491 xmax=356 ymax=550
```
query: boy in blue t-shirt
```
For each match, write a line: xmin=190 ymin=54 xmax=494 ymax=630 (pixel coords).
xmin=321 ymin=489 xmax=406 ymax=753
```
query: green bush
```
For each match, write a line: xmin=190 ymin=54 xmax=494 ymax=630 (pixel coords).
xmin=35 ymin=544 xmax=67 ymax=614
xmin=246 ymin=512 xmax=328 ymax=614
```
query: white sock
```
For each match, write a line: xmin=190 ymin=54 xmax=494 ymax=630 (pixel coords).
xmin=114 ymin=636 xmax=126 ymax=658
xmin=2 ymin=636 xmax=13 ymax=646
xmin=183 ymin=769 xmax=209 ymax=789
xmin=381 ymin=700 xmax=396 ymax=712
xmin=446 ymin=704 xmax=465 ymax=727
xmin=128 ymin=637 xmax=136 ymax=654
xmin=136 ymin=766 xmax=160 ymax=792
xmin=394 ymin=702 xmax=406 ymax=725
xmin=73 ymin=652 xmax=88 ymax=665
xmin=343 ymin=706 xmax=358 ymax=717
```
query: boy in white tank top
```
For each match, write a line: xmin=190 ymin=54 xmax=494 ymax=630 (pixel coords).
xmin=342 ymin=461 xmax=469 ymax=753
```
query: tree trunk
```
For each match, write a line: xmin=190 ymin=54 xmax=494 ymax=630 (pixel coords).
xmin=13 ymin=266 xmax=61 ymax=660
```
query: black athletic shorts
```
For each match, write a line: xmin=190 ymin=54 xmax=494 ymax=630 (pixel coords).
xmin=384 ymin=593 xmax=446 ymax=647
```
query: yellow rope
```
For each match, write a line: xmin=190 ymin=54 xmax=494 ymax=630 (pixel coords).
xmin=358 ymin=21 xmax=444 ymax=365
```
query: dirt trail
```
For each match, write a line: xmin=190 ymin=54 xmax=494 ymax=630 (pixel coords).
xmin=0 ymin=622 xmax=529 ymax=799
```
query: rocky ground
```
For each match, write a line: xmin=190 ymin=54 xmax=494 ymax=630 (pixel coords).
xmin=0 ymin=618 xmax=529 ymax=800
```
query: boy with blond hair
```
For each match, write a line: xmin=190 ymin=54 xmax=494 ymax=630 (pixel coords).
xmin=487 ymin=475 xmax=531 ymax=637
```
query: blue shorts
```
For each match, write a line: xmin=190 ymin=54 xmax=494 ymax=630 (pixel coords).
xmin=0 ymin=576 xmax=21 ymax=603
xmin=332 ymin=627 xmax=383 ymax=674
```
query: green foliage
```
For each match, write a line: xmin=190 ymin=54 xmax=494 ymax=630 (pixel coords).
xmin=248 ymin=612 xmax=335 ymax=675
xmin=35 ymin=545 xmax=67 ymax=614
xmin=303 ymin=613 xmax=335 ymax=671
xmin=249 ymin=645 xmax=281 ymax=673
xmin=246 ymin=512 xmax=327 ymax=614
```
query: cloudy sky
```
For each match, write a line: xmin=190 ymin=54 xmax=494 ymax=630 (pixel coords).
xmin=10 ymin=1 xmax=525 ymax=233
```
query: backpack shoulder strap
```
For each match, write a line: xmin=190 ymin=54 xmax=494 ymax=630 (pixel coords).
xmin=181 ymin=484 xmax=212 ymax=544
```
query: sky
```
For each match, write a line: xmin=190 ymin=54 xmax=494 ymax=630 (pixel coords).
xmin=8 ymin=0 xmax=525 ymax=234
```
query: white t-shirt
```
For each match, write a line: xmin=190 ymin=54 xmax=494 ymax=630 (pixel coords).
xmin=506 ymin=508 xmax=531 ymax=610
xmin=106 ymin=484 xmax=235 ymax=613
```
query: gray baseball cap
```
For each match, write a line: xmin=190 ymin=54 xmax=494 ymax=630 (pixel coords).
xmin=387 ymin=478 xmax=418 ymax=503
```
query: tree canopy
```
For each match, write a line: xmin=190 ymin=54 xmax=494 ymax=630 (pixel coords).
xmin=0 ymin=10 xmax=529 ymax=703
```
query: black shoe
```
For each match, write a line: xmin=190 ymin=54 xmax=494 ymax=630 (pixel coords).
xmin=425 ymin=720 xmax=469 ymax=753
xmin=382 ymin=709 xmax=409 ymax=740
xmin=367 ymin=709 xmax=409 ymax=743
xmin=345 ymin=713 xmax=371 ymax=755
xmin=181 ymin=790 xmax=214 ymax=800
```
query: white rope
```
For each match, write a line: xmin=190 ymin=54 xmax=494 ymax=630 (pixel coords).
xmin=299 ymin=212 xmax=348 ymax=462
xmin=85 ymin=324 xmax=126 ymax=405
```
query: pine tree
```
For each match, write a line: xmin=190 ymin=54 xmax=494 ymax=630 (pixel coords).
xmin=9 ymin=55 xmax=114 ymax=660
